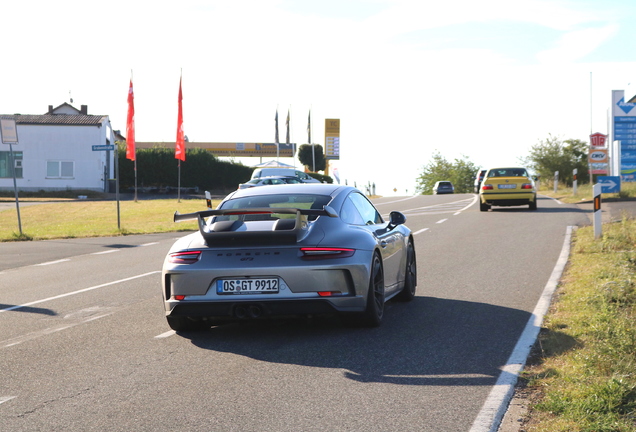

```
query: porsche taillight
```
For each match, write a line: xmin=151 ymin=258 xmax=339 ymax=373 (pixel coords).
xmin=168 ymin=251 xmax=201 ymax=264
xmin=300 ymin=247 xmax=355 ymax=260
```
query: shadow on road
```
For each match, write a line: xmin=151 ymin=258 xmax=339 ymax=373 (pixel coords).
xmin=487 ymin=197 xmax=589 ymax=214
xmin=0 ymin=304 xmax=57 ymax=316
xmin=179 ymin=296 xmax=533 ymax=387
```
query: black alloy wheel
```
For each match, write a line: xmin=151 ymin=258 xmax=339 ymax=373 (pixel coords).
xmin=360 ymin=253 xmax=385 ymax=327
xmin=396 ymin=239 xmax=417 ymax=302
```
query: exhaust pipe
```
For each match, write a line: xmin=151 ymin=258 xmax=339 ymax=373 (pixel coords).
xmin=248 ymin=305 xmax=262 ymax=318
xmin=235 ymin=306 xmax=248 ymax=319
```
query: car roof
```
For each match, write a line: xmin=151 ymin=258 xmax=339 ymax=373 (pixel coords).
xmin=227 ymin=183 xmax=350 ymax=199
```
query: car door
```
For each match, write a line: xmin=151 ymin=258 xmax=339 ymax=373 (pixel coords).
xmin=347 ymin=192 xmax=404 ymax=294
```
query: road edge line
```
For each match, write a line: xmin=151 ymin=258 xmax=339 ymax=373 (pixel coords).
xmin=469 ymin=225 xmax=574 ymax=432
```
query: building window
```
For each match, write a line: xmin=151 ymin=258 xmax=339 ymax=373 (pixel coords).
xmin=0 ymin=151 xmax=23 ymax=178
xmin=47 ymin=161 xmax=74 ymax=179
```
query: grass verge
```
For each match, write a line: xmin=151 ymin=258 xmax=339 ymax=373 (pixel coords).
xmin=521 ymin=217 xmax=636 ymax=431
xmin=0 ymin=198 xmax=219 ymax=241
xmin=539 ymin=181 xmax=636 ymax=204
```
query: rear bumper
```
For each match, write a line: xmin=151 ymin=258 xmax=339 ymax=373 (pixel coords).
xmin=167 ymin=296 xmax=365 ymax=320
xmin=481 ymin=192 xmax=535 ymax=206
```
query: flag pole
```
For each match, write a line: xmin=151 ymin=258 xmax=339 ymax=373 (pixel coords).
xmin=309 ymin=109 xmax=315 ymax=172
xmin=176 ymin=69 xmax=185 ymax=202
xmin=126 ymin=70 xmax=138 ymax=202
xmin=275 ymin=107 xmax=280 ymax=162
xmin=131 ymin=70 xmax=137 ymax=203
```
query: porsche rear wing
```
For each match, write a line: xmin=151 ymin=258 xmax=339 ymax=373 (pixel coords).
xmin=173 ymin=206 xmax=338 ymax=246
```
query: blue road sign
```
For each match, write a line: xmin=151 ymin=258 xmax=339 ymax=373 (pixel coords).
xmin=597 ymin=176 xmax=621 ymax=193
xmin=92 ymin=145 xmax=115 ymax=151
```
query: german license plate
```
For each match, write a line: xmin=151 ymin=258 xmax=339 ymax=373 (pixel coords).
xmin=498 ymin=184 xmax=516 ymax=189
xmin=216 ymin=278 xmax=279 ymax=294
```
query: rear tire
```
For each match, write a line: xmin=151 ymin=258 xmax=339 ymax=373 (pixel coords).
xmin=529 ymin=197 xmax=537 ymax=210
xmin=480 ymin=201 xmax=490 ymax=212
xmin=357 ymin=253 xmax=385 ymax=327
xmin=166 ymin=316 xmax=209 ymax=332
xmin=396 ymin=240 xmax=416 ymax=302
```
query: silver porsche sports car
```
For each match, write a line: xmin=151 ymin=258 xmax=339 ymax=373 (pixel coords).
xmin=162 ymin=184 xmax=416 ymax=331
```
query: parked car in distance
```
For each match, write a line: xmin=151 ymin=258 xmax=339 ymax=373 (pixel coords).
xmin=238 ymin=176 xmax=301 ymax=189
xmin=473 ymin=169 xmax=487 ymax=193
xmin=163 ymin=184 xmax=417 ymax=331
xmin=433 ymin=181 xmax=454 ymax=194
xmin=251 ymin=168 xmax=321 ymax=183
xmin=479 ymin=167 xmax=537 ymax=211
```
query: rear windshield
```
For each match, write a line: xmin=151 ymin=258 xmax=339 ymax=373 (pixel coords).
xmin=487 ymin=168 xmax=528 ymax=177
xmin=438 ymin=182 xmax=452 ymax=186
xmin=216 ymin=194 xmax=332 ymax=221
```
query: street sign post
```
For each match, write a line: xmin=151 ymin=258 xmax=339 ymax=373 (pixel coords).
xmin=92 ymin=144 xmax=115 ymax=151
xmin=0 ymin=118 xmax=22 ymax=235
xmin=597 ymin=176 xmax=621 ymax=193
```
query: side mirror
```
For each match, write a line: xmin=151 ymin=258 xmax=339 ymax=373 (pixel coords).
xmin=388 ymin=211 xmax=406 ymax=229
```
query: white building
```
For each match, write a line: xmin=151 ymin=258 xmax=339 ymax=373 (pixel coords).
xmin=0 ymin=103 xmax=116 ymax=192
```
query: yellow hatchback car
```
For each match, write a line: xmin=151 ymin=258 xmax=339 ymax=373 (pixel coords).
xmin=479 ymin=167 xmax=537 ymax=211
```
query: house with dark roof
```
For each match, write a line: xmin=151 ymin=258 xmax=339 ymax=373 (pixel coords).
xmin=0 ymin=103 xmax=116 ymax=192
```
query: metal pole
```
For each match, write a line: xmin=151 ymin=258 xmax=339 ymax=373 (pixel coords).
xmin=115 ymin=142 xmax=121 ymax=230
xmin=133 ymin=159 xmax=138 ymax=202
xmin=8 ymin=142 xmax=22 ymax=235
xmin=177 ymin=160 xmax=181 ymax=203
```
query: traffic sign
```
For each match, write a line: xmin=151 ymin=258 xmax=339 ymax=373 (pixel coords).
xmin=92 ymin=145 xmax=115 ymax=151
xmin=1 ymin=119 xmax=18 ymax=143
xmin=597 ymin=176 xmax=621 ymax=193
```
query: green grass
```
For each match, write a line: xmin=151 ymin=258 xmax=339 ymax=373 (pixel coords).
xmin=522 ymin=217 xmax=636 ymax=431
xmin=540 ymin=181 xmax=636 ymax=204
xmin=0 ymin=198 xmax=219 ymax=241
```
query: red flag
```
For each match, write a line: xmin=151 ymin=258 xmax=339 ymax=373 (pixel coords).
xmin=125 ymin=79 xmax=136 ymax=161
xmin=175 ymin=76 xmax=185 ymax=161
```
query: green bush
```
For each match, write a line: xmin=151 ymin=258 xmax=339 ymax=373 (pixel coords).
xmin=117 ymin=145 xmax=252 ymax=193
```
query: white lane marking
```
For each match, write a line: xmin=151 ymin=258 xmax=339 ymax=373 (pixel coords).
xmin=34 ymin=259 xmax=71 ymax=266
xmin=413 ymin=228 xmax=429 ymax=235
xmin=0 ymin=396 xmax=16 ymax=405
xmin=0 ymin=312 xmax=114 ymax=349
xmin=91 ymin=250 xmax=120 ymax=255
xmin=542 ymin=194 xmax=563 ymax=205
xmin=470 ymin=226 xmax=574 ymax=432
xmin=140 ymin=242 xmax=159 ymax=247
xmin=373 ymin=196 xmax=419 ymax=206
xmin=454 ymin=212 xmax=461 ymax=215
xmin=465 ymin=194 xmax=480 ymax=211
xmin=155 ymin=330 xmax=176 ymax=339
xmin=400 ymin=195 xmax=479 ymax=217
xmin=0 ymin=271 xmax=161 ymax=314
xmin=436 ymin=219 xmax=448 ymax=224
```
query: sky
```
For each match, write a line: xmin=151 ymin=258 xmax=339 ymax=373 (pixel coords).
xmin=2 ymin=0 xmax=636 ymax=196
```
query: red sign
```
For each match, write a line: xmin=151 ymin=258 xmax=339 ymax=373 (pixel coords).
xmin=590 ymin=132 xmax=607 ymax=148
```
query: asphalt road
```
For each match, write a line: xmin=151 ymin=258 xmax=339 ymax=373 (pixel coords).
xmin=0 ymin=194 xmax=593 ymax=431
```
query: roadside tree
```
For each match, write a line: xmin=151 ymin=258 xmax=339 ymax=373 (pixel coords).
xmin=520 ymin=135 xmax=589 ymax=185
xmin=416 ymin=152 xmax=479 ymax=194
xmin=298 ymin=144 xmax=326 ymax=172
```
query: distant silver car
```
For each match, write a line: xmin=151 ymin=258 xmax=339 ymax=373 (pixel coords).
xmin=433 ymin=181 xmax=454 ymax=194
xmin=238 ymin=176 xmax=301 ymax=189
xmin=162 ymin=184 xmax=416 ymax=331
